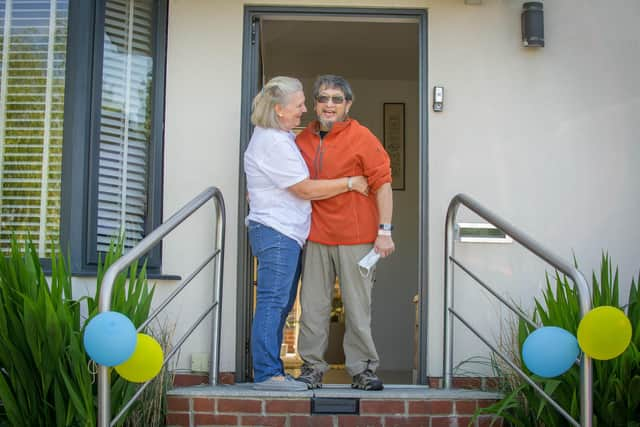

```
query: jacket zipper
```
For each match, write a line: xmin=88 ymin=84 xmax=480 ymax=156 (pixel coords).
xmin=313 ymin=133 xmax=324 ymax=178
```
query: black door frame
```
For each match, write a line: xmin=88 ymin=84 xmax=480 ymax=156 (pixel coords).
xmin=235 ymin=5 xmax=429 ymax=383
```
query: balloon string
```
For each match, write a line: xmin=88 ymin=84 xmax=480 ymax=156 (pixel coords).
xmin=88 ymin=359 xmax=97 ymax=385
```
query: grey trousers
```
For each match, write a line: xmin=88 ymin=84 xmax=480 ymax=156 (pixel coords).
xmin=297 ymin=241 xmax=379 ymax=376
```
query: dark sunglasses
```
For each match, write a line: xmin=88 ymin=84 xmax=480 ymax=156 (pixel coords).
xmin=316 ymin=95 xmax=346 ymax=104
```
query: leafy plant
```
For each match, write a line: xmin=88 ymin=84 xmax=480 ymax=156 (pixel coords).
xmin=0 ymin=239 xmax=95 ymax=426
xmin=0 ymin=238 xmax=165 ymax=426
xmin=475 ymin=254 xmax=640 ymax=426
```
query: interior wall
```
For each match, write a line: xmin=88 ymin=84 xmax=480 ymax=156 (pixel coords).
xmin=352 ymin=79 xmax=419 ymax=373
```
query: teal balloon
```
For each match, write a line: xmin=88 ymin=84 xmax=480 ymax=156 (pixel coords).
xmin=522 ymin=326 xmax=579 ymax=378
xmin=83 ymin=311 xmax=137 ymax=366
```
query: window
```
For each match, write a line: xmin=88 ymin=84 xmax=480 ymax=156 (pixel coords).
xmin=0 ymin=0 xmax=68 ymax=257
xmin=96 ymin=0 xmax=155 ymax=252
xmin=1 ymin=0 xmax=167 ymax=272
xmin=80 ymin=0 xmax=167 ymax=271
xmin=457 ymin=222 xmax=513 ymax=244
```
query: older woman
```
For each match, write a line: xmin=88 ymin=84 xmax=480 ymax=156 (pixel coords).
xmin=244 ymin=76 xmax=368 ymax=391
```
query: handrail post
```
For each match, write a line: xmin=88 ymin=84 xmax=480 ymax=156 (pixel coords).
xmin=97 ymin=366 xmax=110 ymax=426
xmin=98 ymin=266 xmax=122 ymax=427
xmin=210 ymin=192 xmax=226 ymax=385
xmin=573 ymin=270 xmax=593 ymax=427
xmin=443 ymin=198 xmax=459 ymax=388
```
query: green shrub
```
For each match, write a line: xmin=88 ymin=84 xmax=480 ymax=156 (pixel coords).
xmin=0 ymin=240 xmax=94 ymax=426
xmin=0 ymin=238 xmax=164 ymax=426
xmin=476 ymin=254 xmax=640 ymax=426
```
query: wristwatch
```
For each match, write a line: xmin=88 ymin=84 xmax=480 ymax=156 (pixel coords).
xmin=379 ymin=223 xmax=393 ymax=231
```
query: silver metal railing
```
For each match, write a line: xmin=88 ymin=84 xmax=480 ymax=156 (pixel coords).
xmin=443 ymin=193 xmax=593 ymax=427
xmin=97 ymin=187 xmax=226 ymax=427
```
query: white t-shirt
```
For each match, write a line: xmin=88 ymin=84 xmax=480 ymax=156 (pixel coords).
xmin=244 ymin=126 xmax=311 ymax=247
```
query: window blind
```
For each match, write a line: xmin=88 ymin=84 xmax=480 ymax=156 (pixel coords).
xmin=97 ymin=0 xmax=153 ymax=252
xmin=0 ymin=0 xmax=68 ymax=256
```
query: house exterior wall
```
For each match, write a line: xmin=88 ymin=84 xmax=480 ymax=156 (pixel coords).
xmin=153 ymin=0 xmax=640 ymax=377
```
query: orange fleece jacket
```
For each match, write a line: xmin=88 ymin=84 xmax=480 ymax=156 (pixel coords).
xmin=296 ymin=119 xmax=392 ymax=245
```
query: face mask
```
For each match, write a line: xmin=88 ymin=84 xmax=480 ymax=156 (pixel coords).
xmin=358 ymin=249 xmax=380 ymax=277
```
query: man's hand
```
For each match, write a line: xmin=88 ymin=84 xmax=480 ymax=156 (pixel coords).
xmin=374 ymin=234 xmax=395 ymax=258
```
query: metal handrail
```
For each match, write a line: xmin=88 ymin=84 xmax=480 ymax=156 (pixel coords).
xmin=443 ymin=193 xmax=592 ymax=427
xmin=97 ymin=187 xmax=226 ymax=427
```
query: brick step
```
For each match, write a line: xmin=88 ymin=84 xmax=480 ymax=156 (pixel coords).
xmin=166 ymin=384 xmax=503 ymax=427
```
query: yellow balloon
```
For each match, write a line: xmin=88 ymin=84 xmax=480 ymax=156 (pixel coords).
xmin=577 ymin=306 xmax=632 ymax=360
xmin=115 ymin=333 xmax=164 ymax=383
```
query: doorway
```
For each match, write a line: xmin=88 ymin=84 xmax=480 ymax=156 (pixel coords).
xmin=236 ymin=6 xmax=429 ymax=385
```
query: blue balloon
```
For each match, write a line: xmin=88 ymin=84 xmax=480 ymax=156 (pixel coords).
xmin=522 ymin=326 xmax=579 ymax=378
xmin=83 ymin=311 xmax=137 ymax=366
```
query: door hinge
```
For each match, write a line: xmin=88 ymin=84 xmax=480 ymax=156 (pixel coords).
xmin=251 ymin=17 xmax=258 ymax=45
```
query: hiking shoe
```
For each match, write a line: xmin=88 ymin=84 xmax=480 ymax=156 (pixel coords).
xmin=253 ymin=375 xmax=308 ymax=391
xmin=296 ymin=364 xmax=323 ymax=389
xmin=352 ymin=369 xmax=384 ymax=391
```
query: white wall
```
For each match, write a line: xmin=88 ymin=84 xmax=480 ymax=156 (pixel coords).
xmin=156 ymin=0 xmax=640 ymax=378
xmin=159 ymin=0 xmax=245 ymax=372
xmin=427 ymin=0 xmax=640 ymax=375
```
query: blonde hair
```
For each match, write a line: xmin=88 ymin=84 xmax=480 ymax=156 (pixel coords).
xmin=251 ymin=76 xmax=303 ymax=129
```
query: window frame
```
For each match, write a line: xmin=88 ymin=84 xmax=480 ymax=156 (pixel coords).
xmin=60 ymin=0 xmax=167 ymax=274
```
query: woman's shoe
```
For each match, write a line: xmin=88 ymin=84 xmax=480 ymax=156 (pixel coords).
xmin=253 ymin=375 xmax=308 ymax=391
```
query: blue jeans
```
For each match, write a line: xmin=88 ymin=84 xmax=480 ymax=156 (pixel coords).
xmin=248 ymin=221 xmax=302 ymax=382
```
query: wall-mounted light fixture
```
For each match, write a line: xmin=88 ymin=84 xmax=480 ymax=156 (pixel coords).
xmin=522 ymin=2 xmax=544 ymax=47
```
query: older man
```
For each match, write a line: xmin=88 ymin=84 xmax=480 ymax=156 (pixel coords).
xmin=295 ymin=75 xmax=395 ymax=391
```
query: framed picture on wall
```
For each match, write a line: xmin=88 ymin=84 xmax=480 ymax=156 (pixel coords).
xmin=383 ymin=103 xmax=405 ymax=190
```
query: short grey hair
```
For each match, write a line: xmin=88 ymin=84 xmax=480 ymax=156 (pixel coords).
xmin=313 ymin=74 xmax=354 ymax=102
xmin=251 ymin=76 xmax=303 ymax=129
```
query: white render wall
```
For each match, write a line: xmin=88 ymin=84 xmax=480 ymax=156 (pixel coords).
xmin=427 ymin=0 xmax=640 ymax=374
xmin=154 ymin=0 xmax=640 ymax=377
